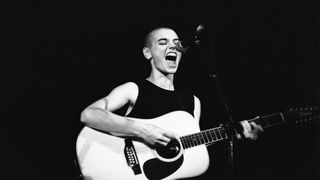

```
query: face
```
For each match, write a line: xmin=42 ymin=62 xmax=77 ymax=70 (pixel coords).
xmin=143 ymin=28 xmax=182 ymax=75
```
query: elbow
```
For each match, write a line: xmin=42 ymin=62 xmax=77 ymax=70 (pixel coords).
xmin=80 ymin=108 xmax=91 ymax=124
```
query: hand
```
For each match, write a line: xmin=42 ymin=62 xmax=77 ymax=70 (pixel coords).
xmin=237 ymin=117 xmax=264 ymax=140
xmin=135 ymin=122 xmax=178 ymax=147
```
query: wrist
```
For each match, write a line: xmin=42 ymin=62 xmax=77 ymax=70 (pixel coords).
xmin=125 ymin=118 xmax=144 ymax=137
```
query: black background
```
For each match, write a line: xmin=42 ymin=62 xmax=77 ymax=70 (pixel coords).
xmin=1 ymin=0 xmax=319 ymax=179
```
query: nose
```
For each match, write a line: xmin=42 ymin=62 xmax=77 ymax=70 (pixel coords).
xmin=168 ymin=41 xmax=177 ymax=50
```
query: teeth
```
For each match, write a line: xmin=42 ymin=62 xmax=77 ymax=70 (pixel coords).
xmin=167 ymin=52 xmax=177 ymax=56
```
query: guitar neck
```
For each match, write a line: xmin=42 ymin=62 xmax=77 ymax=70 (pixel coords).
xmin=249 ymin=112 xmax=286 ymax=129
xmin=180 ymin=126 xmax=229 ymax=149
xmin=179 ymin=112 xmax=287 ymax=149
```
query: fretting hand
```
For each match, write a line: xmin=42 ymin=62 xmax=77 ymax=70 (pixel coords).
xmin=237 ymin=117 xmax=264 ymax=140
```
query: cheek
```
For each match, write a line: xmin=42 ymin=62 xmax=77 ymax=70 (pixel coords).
xmin=176 ymin=54 xmax=182 ymax=63
xmin=153 ymin=50 xmax=166 ymax=61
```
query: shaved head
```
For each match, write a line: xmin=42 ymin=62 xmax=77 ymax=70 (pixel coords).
xmin=144 ymin=27 xmax=173 ymax=48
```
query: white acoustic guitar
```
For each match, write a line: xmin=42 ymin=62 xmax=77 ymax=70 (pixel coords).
xmin=76 ymin=106 xmax=319 ymax=180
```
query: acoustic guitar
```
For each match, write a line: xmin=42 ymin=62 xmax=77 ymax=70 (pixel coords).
xmin=76 ymin=106 xmax=319 ymax=180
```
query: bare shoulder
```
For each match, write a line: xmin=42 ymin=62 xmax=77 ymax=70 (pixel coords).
xmin=193 ymin=95 xmax=201 ymax=122
xmin=107 ymin=81 xmax=139 ymax=105
xmin=123 ymin=82 xmax=139 ymax=90
xmin=193 ymin=95 xmax=201 ymax=108
xmin=114 ymin=82 xmax=138 ymax=96
xmin=193 ymin=95 xmax=200 ymax=103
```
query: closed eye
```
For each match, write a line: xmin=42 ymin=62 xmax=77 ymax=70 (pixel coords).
xmin=158 ymin=38 xmax=168 ymax=45
xmin=157 ymin=38 xmax=180 ymax=45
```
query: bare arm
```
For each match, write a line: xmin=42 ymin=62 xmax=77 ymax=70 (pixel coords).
xmin=80 ymin=82 xmax=176 ymax=146
xmin=193 ymin=95 xmax=201 ymax=123
xmin=80 ymin=82 xmax=140 ymax=135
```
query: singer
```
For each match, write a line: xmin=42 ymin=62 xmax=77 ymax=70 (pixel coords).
xmin=78 ymin=27 xmax=263 ymax=180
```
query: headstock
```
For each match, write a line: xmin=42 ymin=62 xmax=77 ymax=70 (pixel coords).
xmin=287 ymin=105 xmax=319 ymax=129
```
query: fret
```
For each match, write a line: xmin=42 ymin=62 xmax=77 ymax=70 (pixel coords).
xmin=191 ymin=134 xmax=199 ymax=146
xmin=202 ymin=133 xmax=207 ymax=143
xmin=182 ymin=111 xmax=289 ymax=149
xmin=250 ymin=112 xmax=286 ymax=129
xmin=180 ymin=127 xmax=230 ymax=149
xmin=179 ymin=107 xmax=317 ymax=150
xmin=181 ymin=112 xmax=287 ymax=150
xmin=196 ymin=133 xmax=202 ymax=144
xmin=196 ymin=133 xmax=204 ymax=144
xmin=205 ymin=131 xmax=212 ymax=142
xmin=180 ymin=137 xmax=189 ymax=149
xmin=185 ymin=135 xmax=193 ymax=147
xmin=214 ymin=129 xmax=222 ymax=140
xmin=188 ymin=135 xmax=194 ymax=147
xmin=180 ymin=137 xmax=186 ymax=148
xmin=194 ymin=133 xmax=202 ymax=145
xmin=220 ymin=129 xmax=227 ymax=139
xmin=208 ymin=130 xmax=214 ymax=142
xmin=185 ymin=136 xmax=191 ymax=148
xmin=201 ymin=132 xmax=207 ymax=143
xmin=185 ymin=135 xmax=194 ymax=147
xmin=260 ymin=113 xmax=285 ymax=128
xmin=210 ymin=129 xmax=217 ymax=141
xmin=259 ymin=118 xmax=269 ymax=127
xmin=268 ymin=116 xmax=277 ymax=125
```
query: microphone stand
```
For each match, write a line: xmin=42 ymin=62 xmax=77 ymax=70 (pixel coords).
xmin=193 ymin=28 xmax=235 ymax=180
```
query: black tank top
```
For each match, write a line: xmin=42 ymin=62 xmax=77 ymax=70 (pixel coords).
xmin=127 ymin=80 xmax=194 ymax=119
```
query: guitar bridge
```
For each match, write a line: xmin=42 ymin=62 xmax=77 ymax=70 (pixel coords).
xmin=124 ymin=139 xmax=142 ymax=175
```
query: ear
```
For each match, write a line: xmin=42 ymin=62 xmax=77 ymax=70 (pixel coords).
xmin=142 ymin=47 xmax=152 ymax=60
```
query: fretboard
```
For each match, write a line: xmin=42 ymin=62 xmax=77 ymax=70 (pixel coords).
xmin=179 ymin=112 xmax=287 ymax=149
xmin=180 ymin=127 xmax=228 ymax=149
xmin=249 ymin=112 xmax=286 ymax=129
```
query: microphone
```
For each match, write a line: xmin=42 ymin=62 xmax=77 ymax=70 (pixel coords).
xmin=175 ymin=24 xmax=205 ymax=53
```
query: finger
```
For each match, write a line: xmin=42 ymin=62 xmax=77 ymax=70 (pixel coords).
xmin=241 ymin=121 xmax=253 ymax=139
xmin=241 ymin=121 xmax=252 ymax=133
xmin=258 ymin=125 xmax=264 ymax=132
xmin=252 ymin=116 xmax=263 ymax=132
xmin=250 ymin=122 xmax=258 ymax=132
xmin=236 ymin=133 xmax=242 ymax=139
xmin=155 ymin=141 xmax=168 ymax=147
xmin=159 ymin=136 xmax=171 ymax=143
xmin=250 ymin=122 xmax=264 ymax=132
xmin=163 ymin=131 xmax=178 ymax=139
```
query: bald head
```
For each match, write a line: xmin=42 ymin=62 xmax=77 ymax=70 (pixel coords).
xmin=144 ymin=27 xmax=176 ymax=48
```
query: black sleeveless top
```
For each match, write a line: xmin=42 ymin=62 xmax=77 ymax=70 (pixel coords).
xmin=127 ymin=80 xmax=194 ymax=119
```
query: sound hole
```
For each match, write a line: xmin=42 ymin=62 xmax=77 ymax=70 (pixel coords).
xmin=156 ymin=139 xmax=181 ymax=159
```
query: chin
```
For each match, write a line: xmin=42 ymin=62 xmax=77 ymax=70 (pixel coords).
xmin=167 ymin=70 xmax=178 ymax=74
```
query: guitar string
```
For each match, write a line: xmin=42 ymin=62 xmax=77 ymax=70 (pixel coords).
xmin=135 ymin=121 xmax=267 ymax=153
xmin=134 ymin=114 xmax=289 ymax=152
xmin=130 ymin=110 xmax=318 ymax=154
xmin=133 ymin=129 xmax=227 ymax=153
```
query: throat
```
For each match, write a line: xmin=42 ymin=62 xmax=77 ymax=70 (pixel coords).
xmin=146 ymin=77 xmax=175 ymax=91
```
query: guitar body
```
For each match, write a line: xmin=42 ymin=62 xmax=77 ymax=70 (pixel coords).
xmin=76 ymin=111 xmax=210 ymax=180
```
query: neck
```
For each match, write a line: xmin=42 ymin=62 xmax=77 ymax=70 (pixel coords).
xmin=147 ymin=73 xmax=174 ymax=91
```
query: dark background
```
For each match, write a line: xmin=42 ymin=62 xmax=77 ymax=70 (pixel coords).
xmin=1 ymin=0 xmax=319 ymax=179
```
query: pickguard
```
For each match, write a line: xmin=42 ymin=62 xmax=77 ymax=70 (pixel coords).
xmin=143 ymin=156 xmax=184 ymax=180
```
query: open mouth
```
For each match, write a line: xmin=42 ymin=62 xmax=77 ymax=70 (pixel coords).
xmin=165 ymin=52 xmax=177 ymax=61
